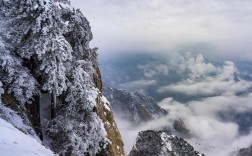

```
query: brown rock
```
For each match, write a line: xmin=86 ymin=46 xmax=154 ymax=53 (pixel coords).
xmin=94 ymin=64 xmax=126 ymax=156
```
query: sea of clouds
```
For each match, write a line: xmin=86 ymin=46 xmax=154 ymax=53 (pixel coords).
xmin=112 ymin=52 xmax=252 ymax=156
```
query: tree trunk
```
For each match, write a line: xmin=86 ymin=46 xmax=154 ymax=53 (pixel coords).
xmin=25 ymin=95 xmax=43 ymax=140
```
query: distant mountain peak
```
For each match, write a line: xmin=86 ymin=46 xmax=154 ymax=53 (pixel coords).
xmin=103 ymin=85 xmax=167 ymax=124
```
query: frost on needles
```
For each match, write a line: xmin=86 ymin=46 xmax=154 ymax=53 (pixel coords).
xmin=0 ymin=0 xmax=109 ymax=155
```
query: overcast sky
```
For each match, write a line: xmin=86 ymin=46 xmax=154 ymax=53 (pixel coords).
xmin=71 ymin=0 xmax=252 ymax=61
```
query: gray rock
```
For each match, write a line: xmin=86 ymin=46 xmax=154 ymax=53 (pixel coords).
xmin=129 ymin=130 xmax=204 ymax=156
xmin=103 ymin=85 xmax=167 ymax=124
xmin=232 ymin=144 xmax=252 ymax=156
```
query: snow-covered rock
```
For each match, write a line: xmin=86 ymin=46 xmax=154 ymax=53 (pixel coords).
xmin=129 ymin=130 xmax=204 ymax=156
xmin=103 ymin=85 xmax=167 ymax=124
xmin=231 ymin=144 xmax=252 ymax=156
xmin=0 ymin=104 xmax=40 ymax=141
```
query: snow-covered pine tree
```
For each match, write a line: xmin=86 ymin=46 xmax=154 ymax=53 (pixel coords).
xmin=0 ymin=35 xmax=38 ymax=105
xmin=0 ymin=0 xmax=124 ymax=155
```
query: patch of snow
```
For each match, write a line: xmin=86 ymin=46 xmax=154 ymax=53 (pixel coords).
xmin=117 ymin=145 xmax=120 ymax=150
xmin=0 ymin=118 xmax=55 ymax=156
xmin=0 ymin=104 xmax=40 ymax=141
xmin=105 ymin=121 xmax=111 ymax=126
xmin=33 ymin=4 xmax=39 ymax=10
xmin=39 ymin=0 xmax=50 ymax=11
xmin=101 ymin=95 xmax=111 ymax=111
xmin=54 ymin=2 xmax=73 ymax=10
xmin=64 ymin=21 xmax=69 ymax=26
xmin=160 ymin=132 xmax=173 ymax=152
xmin=87 ymin=88 xmax=98 ymax=106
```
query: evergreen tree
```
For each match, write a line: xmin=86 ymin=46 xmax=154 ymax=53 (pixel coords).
xmin=0 ymin=0 xmax=109 ymax=155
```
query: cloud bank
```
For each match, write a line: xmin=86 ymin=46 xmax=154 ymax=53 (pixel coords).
xmin=119 ymin=79 xmax=157 ymax=89
xmin=115 ymin=93 xmax=252 ymax=155
xmin=157 ymin=93 xmax=252 ymax=156
xmin=109 ymin=53 xmax=252 ymax=156
xmin=71 ymin=0 xmax=252 ymax=61
xmin=70 ymin=1 xmax=252 ymax=153
xmin=157 ymin=55 xmax=251 ymax=96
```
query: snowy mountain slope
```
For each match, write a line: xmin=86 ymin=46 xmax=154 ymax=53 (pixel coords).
xmin=0 ymin=104 xmax=40 ymax=141
xmin=0 ymin=118 xmax=55 ymax=156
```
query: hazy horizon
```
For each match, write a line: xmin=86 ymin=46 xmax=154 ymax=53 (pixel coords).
xmin=71 ymin=0 xmax=252 ymax=61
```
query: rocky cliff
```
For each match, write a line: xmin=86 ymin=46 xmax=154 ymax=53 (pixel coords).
xmin=129 ymin=130 xmax=203 ymax=156
xmin=103 ymin=85 xmax=190 ymax=138
xmin=0 ymin=1 xmax=207 ymax=156
xmin=103 ymin=85 xmax=167 ymax=124
xmin=0 ymin=0 xmax=125 ymax=155
xmin=231 ymin=144 xmax=252 ymax=156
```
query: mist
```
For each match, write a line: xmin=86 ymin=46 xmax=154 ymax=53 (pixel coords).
xmin=107 ymin=53 xmax=252 ymax=156
xmin=69 ymin=1 xmax=252 ymax=155
xmin=71 ymin=0 xmax=252 ymax=61
xmin=114 ymin=93 xmax=252 ymax=155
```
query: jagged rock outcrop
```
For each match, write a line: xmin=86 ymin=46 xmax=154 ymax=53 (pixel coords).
xmin=129 ymin=130 xmax=204 ymax=156
xmin=0 ymin=0 xmax=125 ymax=155
xmin=103 ymin=85 xmax=167 ymax=124
xmin=172 ymin=118 xmax=190 ymax=137
xmin=103 ymin=85 xmax=191 ymax=138
xmin=231 ymin=144 xmax=252 ymax=156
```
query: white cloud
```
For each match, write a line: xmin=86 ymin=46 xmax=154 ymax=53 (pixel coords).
xmin=157 ymin=54 xmax=252 ymax=96
xmin=157 ymin=93 xmax=252 ymax=156
xmin=114 ymin=93 xmax=252 ymax=155
xmin=137 ymin=63 xmax=169 ymax=78
xmin=71 ymin=0 xmax=252 ymax=61
xmin=119 ymin=79 xmax=157 ymax=89
xmin=110 ymin=52 xmax=252 ymax=155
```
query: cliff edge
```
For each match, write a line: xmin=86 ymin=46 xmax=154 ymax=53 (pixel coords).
xmin=0 ymin=0 xmax=125 ymax=155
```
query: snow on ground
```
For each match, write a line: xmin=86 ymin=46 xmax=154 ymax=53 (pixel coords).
xmin=160 ymin=132 xmax=172 ymax=152
xmin=0 ymin=104 xmax=40 ymax=141
xmin=0 ymin=118 xmax=55 ymax=156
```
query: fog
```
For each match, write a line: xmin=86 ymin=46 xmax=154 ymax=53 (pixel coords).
xmin=109 ymin=53 xmax=252 ymax=156
xmin=158 ymin=95 xmax=252 ymax=156
xmin=69 ymin=1 xmax=252 ymax=155
xmin=71 ymin=0 xmax=252 ymax=61
xmin=115 ymin=93 xmax=252 ymax=155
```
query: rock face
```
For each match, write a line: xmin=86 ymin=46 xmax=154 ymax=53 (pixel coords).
xmin=232 ymin=144 xmax=252 ymax=156
xmin=103 ymin=85 xmax=191 ymax=139
xmin=172 ymin=118 xmax=190 ymax=137
xmin=129 ymin=130 xmax=203 ymax=156
xmin=103 ymin=85 xmax=167 ymax=124
xmin=0 ymin=0 xmax=125 ymax=155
